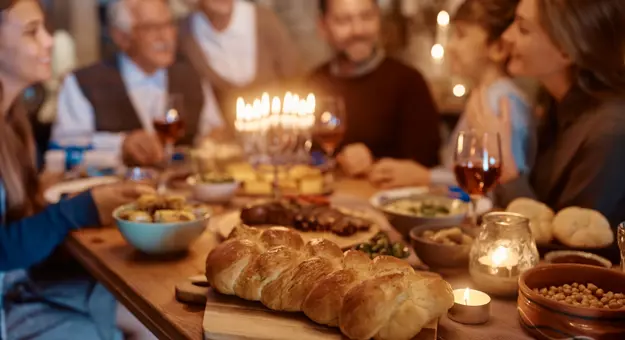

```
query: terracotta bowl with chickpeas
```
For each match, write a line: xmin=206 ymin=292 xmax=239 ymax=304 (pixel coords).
xmin=518 ymin=264 xmax=625 ymax=340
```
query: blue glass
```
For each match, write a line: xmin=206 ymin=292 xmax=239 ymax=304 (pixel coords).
xmin=49 ymin=140 xmax=93 ymax=171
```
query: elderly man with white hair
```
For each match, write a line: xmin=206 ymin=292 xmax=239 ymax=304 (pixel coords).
xmin=52 ymin=0 xmax=224 ymax=166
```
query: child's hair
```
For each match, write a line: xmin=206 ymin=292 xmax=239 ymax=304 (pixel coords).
xmin=453 ymin=0 xmax=520 ymax=42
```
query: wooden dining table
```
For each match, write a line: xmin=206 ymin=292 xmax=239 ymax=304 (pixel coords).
xmin=65 ymin=179 xmax=533 ymax=340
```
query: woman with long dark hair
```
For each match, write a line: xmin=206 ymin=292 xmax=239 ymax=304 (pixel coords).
xmin=494 ymin=0 xmax=625 ymax=256
xmin=0 ymin=1 xmax=157 ymax=338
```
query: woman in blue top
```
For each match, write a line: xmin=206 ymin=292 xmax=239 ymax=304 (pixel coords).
xmin=0 ymin=1 xmax=156 ymax=339
xmin=367 ymin=0 xmax=536 ymax=188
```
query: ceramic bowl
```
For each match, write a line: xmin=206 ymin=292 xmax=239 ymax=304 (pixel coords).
xmin=409 ymin=224 xmax=477 ymax=268
xmin=518 ymin=264 xmax=625 ymax=340
xmin=187 ymin=176 xmax=240 ymax=203
xmin=544 ymin=250 xmax=612 ymax=269
xmin=370 ymin=189 xmax=468 ymax=238
xmin=113 ymin=204 xmax=210 ymax=254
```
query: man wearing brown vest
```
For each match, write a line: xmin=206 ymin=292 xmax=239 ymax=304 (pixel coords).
xmin=51 ymin=0 xmax=224 ymax=166
xmin=178 ymin=0 xmax=302 ymax=125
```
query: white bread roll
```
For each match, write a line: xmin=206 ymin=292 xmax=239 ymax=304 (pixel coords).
xmin=506 ymin=198 xmax=555 ymax=245
xmin=552 ymin=207 xmax=614 ymax=248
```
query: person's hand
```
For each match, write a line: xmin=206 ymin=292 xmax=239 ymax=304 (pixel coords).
xmin=122 ymin=130 xmax=164 ymax=166
xmin=369 ymin=158 xmax=431 ymax=189
xmin=39 ymin=170 xmax=64 ymax=193
xmin=336 ymin=143 xmax=374 ymax=177
xmin=91 ymin=183 xmax=155 ymax=225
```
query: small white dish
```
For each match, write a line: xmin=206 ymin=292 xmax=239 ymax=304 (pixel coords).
xmin=44 ymin=176 xmax=119 ymax=204
xmin=187 ymin=176 xmax=240 ymax=203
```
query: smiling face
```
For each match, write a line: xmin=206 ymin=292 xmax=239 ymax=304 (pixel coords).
xmin=319 ymin=0 xmax=381 ymax=64
xmin=0 ymin=0 xmax=53 ymax=86
xmin=503 ymin=0 xmax=571 ymax=81
xmin=115 ymin=0 xmax=177 ymax=72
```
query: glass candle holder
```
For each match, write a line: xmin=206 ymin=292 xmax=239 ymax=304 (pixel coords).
xmin=469 ymin=212 xmax=539 ymax=297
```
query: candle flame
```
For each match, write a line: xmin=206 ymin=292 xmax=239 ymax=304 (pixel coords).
xmin=307 ymin=93 xmax=316 ymax=114
xmin=284 ymin=92 xmax=293 ymax=114
xmin=271 ymin=96 xmax=281 ymax=115
xmin=463 ymin=288 xmax=470 ymax=305
xmin=491 ymin=246 xmax=510 ymax=267
xmin=236 ymin=97 xmax=245 ymax=120
xmin=261 ymin=93 xmax=270 ymax=117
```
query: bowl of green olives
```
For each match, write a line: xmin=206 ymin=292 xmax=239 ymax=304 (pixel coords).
xmin=352 ymin=231 xmax=410 ymax=259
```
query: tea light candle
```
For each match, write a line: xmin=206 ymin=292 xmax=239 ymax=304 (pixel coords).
xmin=471 ymin=246 xmax=522 ymax=296
xmin=447 ymin=288 xmax=491 ymax=325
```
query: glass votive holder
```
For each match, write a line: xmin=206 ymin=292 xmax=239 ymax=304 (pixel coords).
xmin=469 ymin=212 xmax=539 ymax=297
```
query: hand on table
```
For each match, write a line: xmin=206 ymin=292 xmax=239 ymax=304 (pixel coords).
xmin=122 ymin=130 xmax=164 ymax=167
xmin=336 ymin=143 xmax=374 ymax=177
xmin=91 ymin=183 xmax=155 ymax=225
xmin=369 ymin=158 xmax=431 ymax=189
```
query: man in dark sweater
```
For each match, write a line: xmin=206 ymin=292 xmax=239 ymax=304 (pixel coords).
xmin=309 ymin=0 xmax=441 ymax=186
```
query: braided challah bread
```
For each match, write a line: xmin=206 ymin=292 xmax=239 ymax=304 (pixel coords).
xmin=206 ymin=225 xmax=454 ymax=340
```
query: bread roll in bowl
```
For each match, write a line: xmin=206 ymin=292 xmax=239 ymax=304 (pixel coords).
xmin=206 ymin=225 xmax=454 ymax=340
xmin=507 ymin=198 xmax=555 ymax=245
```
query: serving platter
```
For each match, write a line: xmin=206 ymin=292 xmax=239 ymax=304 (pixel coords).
xmin=211 ymin=209 xmax=381 ymax=250
xmin=176 ymin=276 xmax=438 ymax=340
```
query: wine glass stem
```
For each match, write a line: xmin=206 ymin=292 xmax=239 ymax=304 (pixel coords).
xmin=272 ymin=162 xmax=281 ymax=200
xmin=165 ymin=142 xmax=174 ymax=167
xmin=469 ymin=195 xmax=480 ymax=226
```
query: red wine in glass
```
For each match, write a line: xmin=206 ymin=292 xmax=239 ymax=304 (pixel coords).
xmin=454 ymin=161 xmax=502 ymax=196
xmin=313 ymin=129 xmax=346 ymax=155
xmin=153 ymin=118 xmax=185 ymax=145
xmin=312 ymin=96 xmax=347 ymax=159
xmin=453 ymin=130 xmax=502 ymax=225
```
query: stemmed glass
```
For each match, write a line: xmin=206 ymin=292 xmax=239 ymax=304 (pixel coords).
xmin=311 ymin=96 xmax=347 ymax=170
xmin=453 ymin=130 xmax=502 ymax=226
xmin=153 ymin=94 xmax=185 ymax=166
xmin=153 ymin=94 xmax=185 ymax=193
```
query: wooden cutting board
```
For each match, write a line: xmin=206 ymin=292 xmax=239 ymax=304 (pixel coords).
xmin=176 ymin=276 xmax=438 ymax=340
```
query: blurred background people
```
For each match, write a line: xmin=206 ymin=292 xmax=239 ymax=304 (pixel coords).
xmin=308 ymin=0 xmax=441 ymax=180
xmin=51 ymin=0 xmax=224 ymax=167
xmin=178 ymin=0 xmax=302 ymax=123
xmin=494 ymin=0 xmax=625 ymax=254
xmin=368 ymin=0 xmax=535 ymax=189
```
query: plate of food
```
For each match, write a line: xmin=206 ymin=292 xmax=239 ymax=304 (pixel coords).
xmin=211 ymin=197 xmax=381 ymax=249
xmin=225 ymin=162 xmax=332 ymax=196
xmin=44 ymin=176 xmax=120 ymax=204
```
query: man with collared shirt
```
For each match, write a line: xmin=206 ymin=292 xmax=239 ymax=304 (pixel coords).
xmin=308 ymin=0 xmax=441 ymax=183
xmin=52 ymin=0 xmax=224 ymax=166
xmin=178 ymin=0 xmax=302 ymax=123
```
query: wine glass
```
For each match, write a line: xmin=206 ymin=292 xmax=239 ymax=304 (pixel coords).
xmin=311 ymin=96 xmax=347 ymax=170
xmin=153 ymin=94 xmax=185 ymax=166
xmin=453 ymin=130 xmax=502 ymax=226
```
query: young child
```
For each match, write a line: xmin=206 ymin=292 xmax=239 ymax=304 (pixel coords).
xmin=369 ymin=0 xmax=535 ymax=188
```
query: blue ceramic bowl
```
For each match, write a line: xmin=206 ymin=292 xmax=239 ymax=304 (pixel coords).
xmin=113 ymin=204 xmax=210 ymax=254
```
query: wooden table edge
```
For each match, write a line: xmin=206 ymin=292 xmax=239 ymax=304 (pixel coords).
xmin=64 ymin=233 xmax=191 ymax=340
